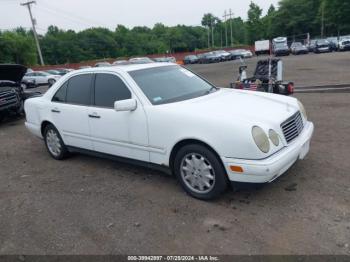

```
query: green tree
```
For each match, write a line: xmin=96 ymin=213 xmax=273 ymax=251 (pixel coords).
xmin=246 ymin=2 xmax=263 ymax=43
xmin=0 ymin=30 xmax=37 ymax=65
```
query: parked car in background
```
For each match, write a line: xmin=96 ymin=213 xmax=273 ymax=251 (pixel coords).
xmin=198 ymin=53 xmax=221 ymax=64
xmin=183 ymin=55 xmax=199 ymax=64
xmin=165 ymin=57 xmax=177 ymax=63
xmin=255 ymin=40 xmax=270 ymax=56
xmin=240 ymin=49 xmax=253 ymax=58
xmin=212 ymin=50 xmax=232 ymax=61
xmin=153 ymin=57 xmax=176 ymax=63
xmin=327 ymin=37 xmax=339 ymax=51
xmin=272 ymin=37 xmax=290 ymax=56
xmin=314 ymin=39 xmax=331 ymax=53
xmin=94 ymin=62 xmax=111 ymax=67
xmin=79 ymin=66 xmax=92 ymax=69
xmin=46 ymin=70 xmax=62 ymax=76
xmin=23 ymin=71 xmax=61 ymax=87
xmin=290 ymin=42 xmax=309 ymax=55
xmin=338 ymin=37 xmax=350 ymax=51
xmin=229 ymin=50 xmax=244 ymax=60
xmin=21 ymin=78 xmax=36 ymax=89
xmin=24 ymin=63 xmax=314 ymax=200
xmin=55 ymin=68 xmax=74 ymax=75
xmin=129 ymin=57 xmax=155 ymax=64
xmin=307 ymin=40 xmax=317 ymax=52
xmin=113 ymin=60 xmax=128 ymax=65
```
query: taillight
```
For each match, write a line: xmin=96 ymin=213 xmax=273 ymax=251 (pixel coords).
xmin=288 ymin=83 xmax=294 ymax=94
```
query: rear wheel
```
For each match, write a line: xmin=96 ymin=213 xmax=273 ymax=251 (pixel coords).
xmin=44 ymin=124 xmax=69 ymax=160
xmin=174 ymin=144 xmax=228 ymax=200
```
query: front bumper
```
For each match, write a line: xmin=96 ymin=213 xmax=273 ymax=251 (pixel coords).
xmin=25 ymin=122 xmax=42 ymax=139
xmin=275 ymin=50 xmax=290 ymax=56
xmin=222 ymin=121 xmax=314 ymax=183
xmin=340 ymin=45 xmax=350 ymax=51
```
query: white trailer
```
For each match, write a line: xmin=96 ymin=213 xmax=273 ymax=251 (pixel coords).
xmin=254 ymin=40 xmax=270 ymax=56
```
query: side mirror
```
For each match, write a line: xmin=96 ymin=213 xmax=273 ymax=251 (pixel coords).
xmin=114 ymin=98 xmax=137 ymax=112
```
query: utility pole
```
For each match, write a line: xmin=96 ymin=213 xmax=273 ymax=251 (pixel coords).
xmin=207 ymin=26 xmax=210 ymax=48
xmin=211 ymin=18 xmax=215 ymax=48
xmin=228 ymin=9 xmax=234 ymax=46
xmin=21 ymin=1 xmax=44 ymax=65
xmin=321 ymin=4 xmax=325 ymax=38
xmin=223 ymin=10 xmax=228 ymax=47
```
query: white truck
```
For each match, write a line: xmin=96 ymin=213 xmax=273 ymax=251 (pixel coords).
xmin=254 ymin=40 xmax=271 ymax=56
xmin=272 ymin=37 xmax=290 ymax=56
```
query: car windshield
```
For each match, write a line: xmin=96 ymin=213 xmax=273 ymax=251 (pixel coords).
xmin=47 ymin=70 xmax=60 ymax=75
xmin=130 ymin=65 xmax=217 ymax=105
xmin=275 ymin=43 xmax=287 ymax=48
xmin=37 ymin=71 xmax=50 ymax=76
xmin=292 ymin=42 xmax=302 ymax=47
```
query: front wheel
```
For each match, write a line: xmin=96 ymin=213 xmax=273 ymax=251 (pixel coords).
xmin=44 ymin=124 xmax=69 ymax=160
xmin=174 ymin=144 xmax=228 ymax=200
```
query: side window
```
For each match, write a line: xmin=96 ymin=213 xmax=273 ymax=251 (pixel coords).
xmin=66 ymin=74 xmax=93 ymax=106
xmin=94 ymin=74 xmax=132 ymax=108
xmin=52 ymin=82 xmax=68 ymax=102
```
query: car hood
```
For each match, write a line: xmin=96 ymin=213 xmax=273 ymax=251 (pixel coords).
xmin=0 ymin=64 xmax=27 ymax=83
xmin=160 ymin=88 xmax=299 ymax=127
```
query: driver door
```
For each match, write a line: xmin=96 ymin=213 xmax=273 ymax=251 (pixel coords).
xmin=88 ymin=73 xmax=149 ymax=162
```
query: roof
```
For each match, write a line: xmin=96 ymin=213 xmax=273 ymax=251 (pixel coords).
xmin=76 ymin=62 xmax=176 ymax=74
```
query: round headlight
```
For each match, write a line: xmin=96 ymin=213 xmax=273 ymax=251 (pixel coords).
xmin=252 ymin=126 xmax=270 ymax=153
xmin=269 ymin=129 xmax=280 ymax=146
xmin=298 ymin=100 xmax=307 ymax=120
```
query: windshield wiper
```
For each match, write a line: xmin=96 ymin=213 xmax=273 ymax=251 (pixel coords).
xmin=204 ymin=86 xmax=218 ymax=95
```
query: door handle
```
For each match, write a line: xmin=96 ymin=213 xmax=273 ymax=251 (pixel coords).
xmin=88 ymin=113 xmax=101 ymax=119
xmin=51 ymin=108 xmax=60 ymax=113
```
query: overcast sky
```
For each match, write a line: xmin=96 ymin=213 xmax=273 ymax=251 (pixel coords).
xmin=0 ymin=0 xmax=279 ymax=33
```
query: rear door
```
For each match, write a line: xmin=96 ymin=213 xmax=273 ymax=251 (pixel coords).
xmin=50 ymin=73 xmax=94 ymax=150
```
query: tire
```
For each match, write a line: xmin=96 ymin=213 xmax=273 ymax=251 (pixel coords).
xmin=48 ymin=79 xmax=56 ymax=87
xmin=174 ymin=144 xmax=228 ymax=200
xmin=44 ymin=124 xmax=69 ymax=160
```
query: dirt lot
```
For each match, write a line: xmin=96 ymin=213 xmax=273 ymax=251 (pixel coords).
xmin=0 ymin=54 xmax=350 ymax=255
xmin=186 ymin=51 xmax=350 ymax=88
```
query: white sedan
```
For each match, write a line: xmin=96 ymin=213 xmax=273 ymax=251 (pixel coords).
xmin=24 ymin=63 xmax=314 ymax=200
xmin=22 ymin=71 xmax=61 ymax=87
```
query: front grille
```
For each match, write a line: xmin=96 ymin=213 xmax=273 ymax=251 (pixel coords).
xmin=281 ymin=111 xmax=304 ymax=144
xmin=0 ymin=90 xmax=19 ymax=107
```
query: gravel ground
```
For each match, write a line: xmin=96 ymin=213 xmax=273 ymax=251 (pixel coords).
xmin=0 ymin=54 xmax=350 ymax=255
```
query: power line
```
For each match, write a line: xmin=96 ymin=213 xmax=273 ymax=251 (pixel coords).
xmin=35 ymin=5 xmax=94 ymax=28
xmin=21 ymin=0 xmax=44 ymax=65
xmin=40 ymin=0 xmax=110 ymax=28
